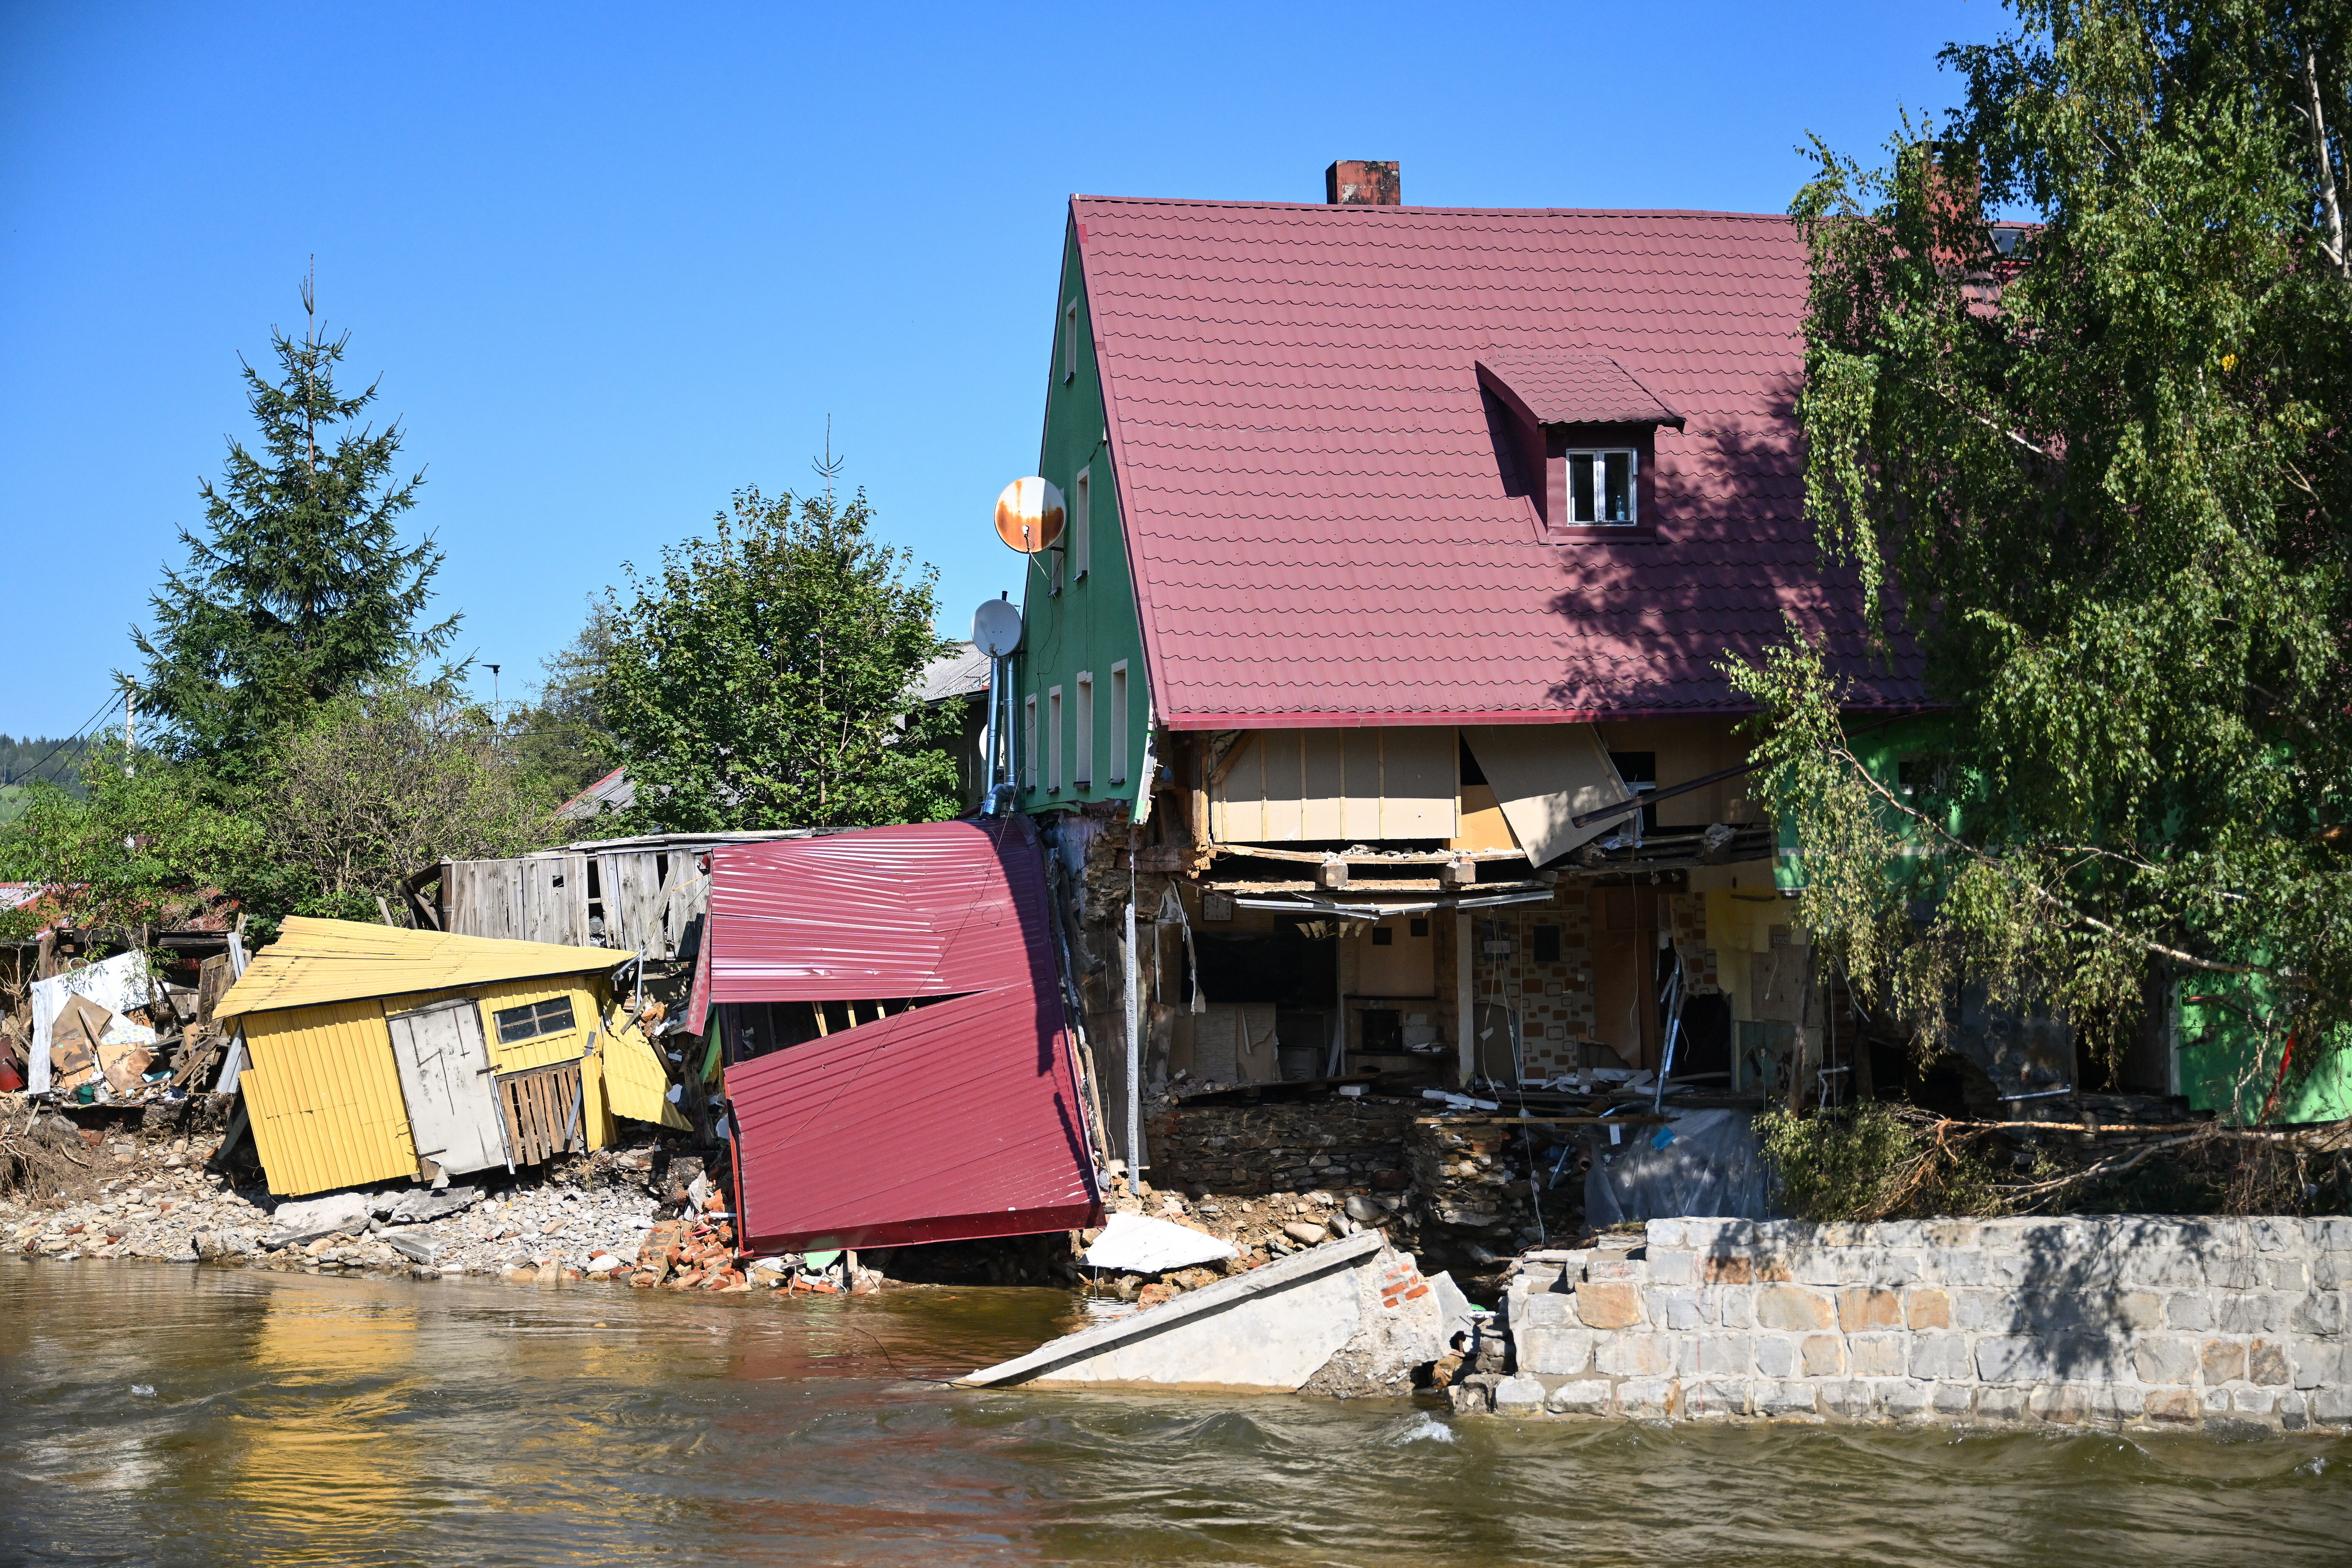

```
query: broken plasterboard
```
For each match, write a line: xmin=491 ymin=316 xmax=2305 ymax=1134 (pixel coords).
xmin=1460 ymin=724 xmax=1636 ymax=866
xmin=30 ymin=952 xmax=160 ymax=1095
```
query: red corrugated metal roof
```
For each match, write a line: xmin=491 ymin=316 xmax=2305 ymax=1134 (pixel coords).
xmin=714 ymin=819 xmax=1100 ymax=1252
xmin=1070 ymin=196 xmax=1925 ymax=727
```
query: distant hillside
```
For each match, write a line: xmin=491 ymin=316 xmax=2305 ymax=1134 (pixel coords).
xmin=0 ymin=733 xmax=92 ymax=801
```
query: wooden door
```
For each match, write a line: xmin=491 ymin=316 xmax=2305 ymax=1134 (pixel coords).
xmin=387 ymin=999 xmax=508 ymax=1176
xmin=1589 ymin=885 xmax=1661 ymax=1070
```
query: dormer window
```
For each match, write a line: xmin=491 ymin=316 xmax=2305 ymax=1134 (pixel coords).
xmin=1474 ymin=352 xmax=1682 ymax=541
xmin=1566 ymin=449 xmax=1638 ymax=525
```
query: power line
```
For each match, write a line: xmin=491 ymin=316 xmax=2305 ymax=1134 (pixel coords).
xmin=7 ymin=691 xmax=125 ymax=787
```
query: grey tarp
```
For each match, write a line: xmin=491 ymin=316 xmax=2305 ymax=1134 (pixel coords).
xmin=1582 ymin=1107 xmax=1778 ymax=1225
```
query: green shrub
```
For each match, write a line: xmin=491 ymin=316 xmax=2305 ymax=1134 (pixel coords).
xmin=1756 ymin=1102 xmax=2005 ymax=1221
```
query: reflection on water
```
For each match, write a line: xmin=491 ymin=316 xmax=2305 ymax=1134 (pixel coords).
xmin=3 ymin=1257 xmax=2348 ymax=1566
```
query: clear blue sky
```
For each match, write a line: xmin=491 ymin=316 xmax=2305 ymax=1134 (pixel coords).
xmin=0 ymin=0 xmax=2011 ymax=741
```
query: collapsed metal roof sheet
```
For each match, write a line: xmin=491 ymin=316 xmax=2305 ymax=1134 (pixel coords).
xmin=217 ymin=916 xmax=632 ymax=1021
xmin=716 ymin=818 xmax=1100 ymax=1251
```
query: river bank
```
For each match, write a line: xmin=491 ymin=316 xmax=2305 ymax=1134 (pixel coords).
xmin=5 ymin=1256 xmax=2349 ymax=1568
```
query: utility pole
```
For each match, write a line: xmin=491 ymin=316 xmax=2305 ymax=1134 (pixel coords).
xmin=488 ymin=663 xmax=502 ymax=711
xmin=122 ymin=680 xmax=136 ymax=778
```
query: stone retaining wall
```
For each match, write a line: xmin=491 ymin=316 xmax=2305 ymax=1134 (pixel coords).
xmin=1483 ymin=1216 xmax=2351 ymax=1432
xmin=1147 ymin=1103 xmax=1415 ymax=1194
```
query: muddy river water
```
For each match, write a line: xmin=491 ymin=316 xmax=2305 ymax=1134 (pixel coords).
xmin=3 ymin=1258 xmax=2349 ymax=1566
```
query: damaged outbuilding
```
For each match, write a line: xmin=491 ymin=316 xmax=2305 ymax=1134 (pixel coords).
xmin=700 ymin=816 xmax=1106 ymax=1253
xmin=214 ymin=918 xmax=685 ymax=1195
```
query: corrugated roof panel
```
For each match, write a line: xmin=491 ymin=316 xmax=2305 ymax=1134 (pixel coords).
xmin=218 ymin=917 xmax=630 ymax=1021
xmin=716 ymin=818 xmax=1100 ymax=1250
xmin=727 ymin=987 xmax=1097 ymax=1251
xmin=240 ymin=999 xmax=419 ymax=1197
xmin=707 ymin=819 xmax=1048 ymax=1002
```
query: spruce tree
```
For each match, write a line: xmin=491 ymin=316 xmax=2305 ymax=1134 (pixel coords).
xmin=135 ymin=278 xmax=455 ymax=777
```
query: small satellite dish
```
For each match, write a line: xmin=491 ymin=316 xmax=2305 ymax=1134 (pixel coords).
xmin=994 ymin=477 xmax=1065 ymax=553
xmin=972 ymin=598 xmax=1022 ymax=657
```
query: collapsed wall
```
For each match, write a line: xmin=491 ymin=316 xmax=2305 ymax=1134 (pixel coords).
xmin=1473 ymin=1216 xmax=2352 ymax=1431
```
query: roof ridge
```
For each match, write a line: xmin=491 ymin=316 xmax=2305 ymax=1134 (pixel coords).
xmin=1070 ymin=194 xmax=1793 ymax=223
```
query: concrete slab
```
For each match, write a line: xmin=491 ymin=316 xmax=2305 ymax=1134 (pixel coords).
xmin=959 ymin=1230 xmax=1441 ymax=1395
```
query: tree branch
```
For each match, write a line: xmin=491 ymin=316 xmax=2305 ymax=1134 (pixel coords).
xmin=2304 ymin=46 xmax=2350 ymax=279
xmin=1827 ymin=740 xmax=2298 ymax=985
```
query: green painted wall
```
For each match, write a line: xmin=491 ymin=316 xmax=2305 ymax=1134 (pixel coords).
xmin=2178 ymin=976 xmax=2352 ymax=1125
xmin=1014 ymin=217 xmax=1152 ymax=812
xmin=1772 ymin=713 xmax=1952 ymax=893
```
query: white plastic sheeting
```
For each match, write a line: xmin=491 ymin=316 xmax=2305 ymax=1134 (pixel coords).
xmin=1082 ymin=1211 xmax=1238 ymax=1273
xmin=29 ymin=951 xmax=159 ymax=1096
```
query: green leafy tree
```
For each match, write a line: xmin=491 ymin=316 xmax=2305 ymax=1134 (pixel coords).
xmin=270 ymin=680 xmax=566 ymax=920
xmin=1736 ymin=0 xmax=2352 ymax=1112
xmin=0 ymin=743 xmax=295 ymax=945
xmin=598 ymin=485 xmax=959 ymax=832
xmin=510 ymin=605 xmax=623 ymax=803
xmin=134 ymin=280 xmax=456 ymax=778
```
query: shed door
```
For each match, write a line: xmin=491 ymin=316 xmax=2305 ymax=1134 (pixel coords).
xmin=387 ymin=999 xmax=508 ymax=1177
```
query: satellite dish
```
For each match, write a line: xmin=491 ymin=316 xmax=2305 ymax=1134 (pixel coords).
xmin=972 ymin=598 xmax=1023 ymax=657
xmin=994 ymin=477 xmax=1065 ymax=553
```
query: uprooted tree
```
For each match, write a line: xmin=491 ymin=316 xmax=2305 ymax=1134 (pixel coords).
xmin=1733 ymin=0 xmax=2352 ymax=1121
xmin=596 ymin=484 xmax=960 ymax=833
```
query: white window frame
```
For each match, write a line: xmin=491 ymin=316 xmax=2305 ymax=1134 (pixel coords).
xmin=1564 ymin=447 xmax=1639 ymax=526
xmin=1072 ymin=466 xmax=1091 ymax=580
xmin=1023 ymin=695 xmax=1038 ymax=788
xmin=1074 ymin=672 xmax=1094 ymax=789
xmin=1063 ymin=299 xmax=1079 ymax=383
xmin=1047 ymin=686 xmax=1064 ymax=792
xmin=1109 ymin=662 xmax=1129 ymax=784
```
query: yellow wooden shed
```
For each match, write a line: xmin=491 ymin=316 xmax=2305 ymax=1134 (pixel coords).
xmin=216 ymin=917 xmax=689 ymax=1196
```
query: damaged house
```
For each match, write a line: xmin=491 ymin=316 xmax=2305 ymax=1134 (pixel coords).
xmin=1005 ymin=164 xmax=1931 ymax=1239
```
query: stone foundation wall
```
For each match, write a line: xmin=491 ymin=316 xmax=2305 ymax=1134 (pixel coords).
xmin=1486 ymin=1216 xmax=2352 ymax=1432
xmin=1147 ymin=1103 xmax=1416 ymax=1194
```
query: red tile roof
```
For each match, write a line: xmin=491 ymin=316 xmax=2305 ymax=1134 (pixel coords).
xmin=1476 ymin=352 xmax=1683 ymax=429
xmin=1072 ymin=197 xmax=1924 ymax=727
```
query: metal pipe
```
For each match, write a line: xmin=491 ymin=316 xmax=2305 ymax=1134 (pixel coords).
xmin=1124 ymin=847 xmax=1142 ymax=1187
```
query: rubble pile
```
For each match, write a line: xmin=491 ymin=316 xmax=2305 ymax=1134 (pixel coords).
xmin=0 ymin=1118 xmax=904 ymax=1298
xmin=1066 ymin=1177 xmax=1415 ymax=1308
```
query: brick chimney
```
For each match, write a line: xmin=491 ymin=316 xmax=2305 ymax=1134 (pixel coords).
xmin=1325 ymin=160 xmax=1400 ymax=206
